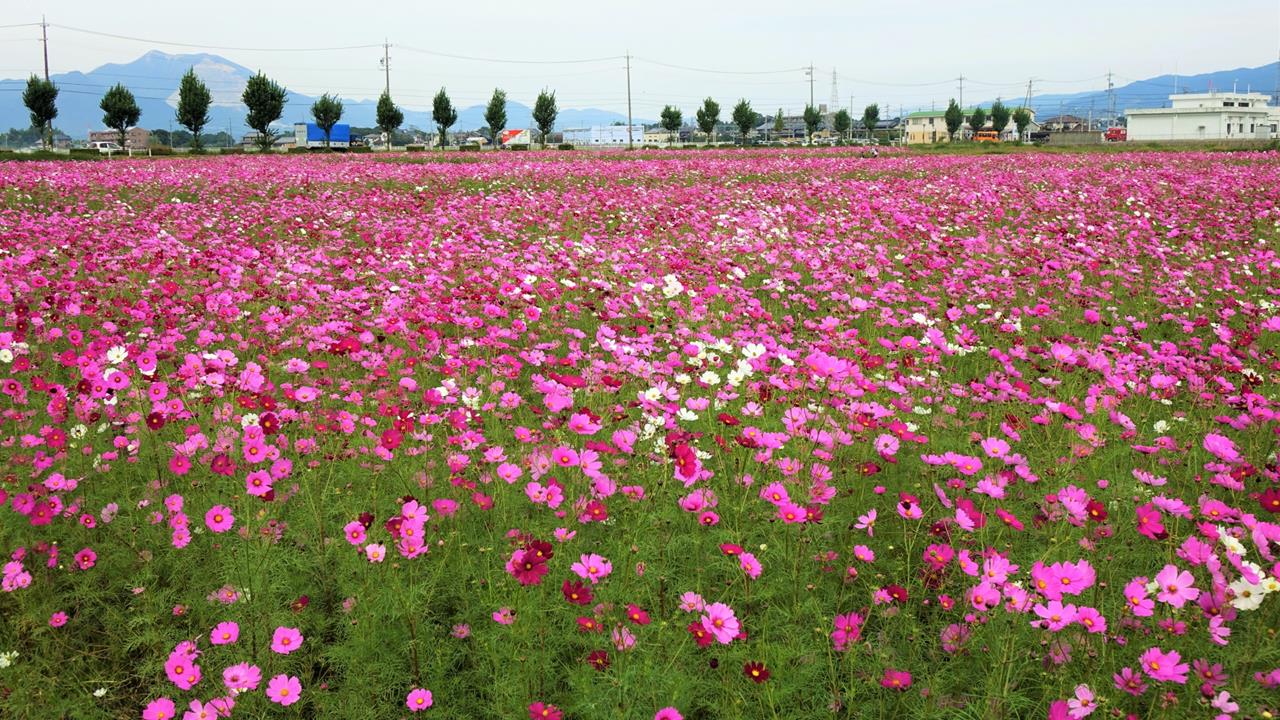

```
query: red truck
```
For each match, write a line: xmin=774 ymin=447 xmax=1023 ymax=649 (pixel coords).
xmin=1104 ymin=127 xmax=1127 ymax=142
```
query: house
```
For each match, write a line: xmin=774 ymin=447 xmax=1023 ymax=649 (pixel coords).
xmin=904 ymin=108 xmax=1036 ymax=144
xmin=89 ymin=127 xmax=150 ymax=149
xmin=1038 ymin=115 xmax=1088 ymax=133
xmin=1125 ymin=92 xmax=1279 ymax=141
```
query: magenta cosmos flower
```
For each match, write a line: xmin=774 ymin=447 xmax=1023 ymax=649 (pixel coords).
xmin=266 ymin=674 xmax=302 ymax=706
xmin=1139 ymin=646 xmax=1190 ymax=684
xmin=204 ymin=506 xmax=234 ymax=533
xmin=271 ymin=626 xmax=303 ymax=654
xmin=142 ymin=697 xmax=176 ymax=720
xmin=406 ymin=688 xmax=433 ymax=712
xmin=654 ymin=709 xmax=683 ymax=720
xmin=210 ymin=621 xmax=239 ymax=645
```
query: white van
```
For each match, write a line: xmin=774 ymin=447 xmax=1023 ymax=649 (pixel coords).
xmin=88 ymin=141 xmax=123 ymax=154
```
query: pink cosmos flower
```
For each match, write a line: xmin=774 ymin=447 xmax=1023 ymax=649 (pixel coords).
xmin=210 ymin=621 xmax=239 ymax=645
xmin=654 ymin=708 xmax=683 ymax=720
xmin=365 ymin=544 xmax=386 ymax=562
xmin=270 ymin=626 xmax=303 ymax=654
xmin=1113 ymin=666 xmax=1147 ymax=696
xmin=222 ymin=662 xmax=261 ymax=691
xmin=343 ymin=520 xmax=367 ymax=545
xmin=181 ymin=699 xmax=216 ymax=720
xmin=1153 ymin=564 xmax=1199 ymax=608
xmin=1066 ymin=684 xmax=1096 ymax=718
xmin=492 ymin=607 xmax=515 ymax=625
xmin=700 ymin=602 xmax=740 ymax=644
xmin=406 ymin=688 xmax=433 ymax=712
xmin=49 ymin=611 xmax=68 ymax=627
xmin=1139 ymin=646 xmax=1190 ymax=684
xmin=570 ymin=553 xmax=613 ymax=584
xmin=204 ymin=505 xmax=234 ymax=533
xmin=143 ymin=697 xmax=177 ymax=720
xmin=265 ymin=674 xmax=301 ymax=706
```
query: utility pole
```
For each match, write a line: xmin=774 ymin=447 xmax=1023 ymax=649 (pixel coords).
xmin=1024 ymin=78 xmax=1033 ymax=109
xmin=805 ymin=63 xmax=815 ymax=109
xmin=958 ymin=74 xmax=964 ymax=109
xmin=40 ymin=15 xmax=49 ymax=81
xmin=1106 ymin=70 xmax=1115 ymax=125
xmin=381 ymin=40 xmax=390 ymax=96
xmin=829 ymin=69 xmax=838 ymax=115
xmin=625 ymin=51 xmax=633 ymax=150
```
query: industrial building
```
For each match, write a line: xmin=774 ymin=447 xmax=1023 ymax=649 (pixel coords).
xmin=1125 ymin=92 xmax=1280 ymax=141
xmin=561 ymin=125 xmax=645 ymax=145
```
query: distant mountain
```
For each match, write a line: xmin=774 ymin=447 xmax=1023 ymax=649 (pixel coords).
xmin=986 ymin=62 xmax=1280 ymax=119
xmin=0 ymin=50 xmax=647 ymax=139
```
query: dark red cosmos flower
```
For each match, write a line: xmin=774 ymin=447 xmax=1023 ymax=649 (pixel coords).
xmin=210 ymin=453 xmax=236 ymax=476
xmin=562 ymin=579 xmax=593 ymax=606
xmin=290 ymin=595 xmax=310 ymax=613
xmin=358 ymin=512 xmax=375 ymax=528
xmin=587 ymin=649 xmax=610 ymax=672
xmin=1259 ymin=486 xmax=1280 ymax=514
xmin=259 ymin=412 xmax=280 ymax=435
xmin=576 ymin=617 xmax=602 ymax=633
xmin=885 ymin=584 xmax=909 ymax=603
xmin=743 ymin=661 xmax=770 ymax=683
xmin=687 ymin=621 xmax=713 ymax=647
xmin=145 ymin=412 xmax=165 ymax=430
xmin=859 ymin=461 xmax=881 ymax=476
xmin=1086 ymin=499 xmax=1108 ymax=522
xmin=524 ymin=539 xmax=554 ymax=563
xmin=717 ymin=412 xmax=740 ymax=426
xmin=512 ymin=550 xmax=548 ymax=586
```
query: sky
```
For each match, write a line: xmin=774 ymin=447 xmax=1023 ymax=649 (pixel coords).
xmin=1 ymin=0 xmax=1278 ymax=116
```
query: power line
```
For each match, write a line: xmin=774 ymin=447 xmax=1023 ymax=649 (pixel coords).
xmin=632 ymin=57 xmax=804 ymax=76
xmin=50 ymin=23 xmax=381 ymax=52
xmin=398 ymin=44 xmax=621 ymax=65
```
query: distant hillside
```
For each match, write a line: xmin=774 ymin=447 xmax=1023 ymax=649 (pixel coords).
xmin=0 ymin=50 xmax=645 ymax=139
xmin=991 ymin=62 xmax=1280 ymax=118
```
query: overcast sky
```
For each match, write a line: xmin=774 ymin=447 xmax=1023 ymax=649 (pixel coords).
xmin=2 ymin=0 xmax=1277 ymax=116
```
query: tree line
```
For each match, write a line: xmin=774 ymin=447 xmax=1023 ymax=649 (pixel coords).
xmin=19 ymin=70 xmax=565 ymax=151
xmin=21 ymin=68 xmax=934 ymax=152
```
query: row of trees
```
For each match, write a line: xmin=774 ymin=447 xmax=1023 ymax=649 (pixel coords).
xmin=22 ymin=69 xmax=976 ymax=151
xmin=657 ymin=99 xmax=886 ymax=144
xmin=941 ymin=99 xmax=1035 ymax=140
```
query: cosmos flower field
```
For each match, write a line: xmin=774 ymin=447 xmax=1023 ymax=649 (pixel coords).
xmin=1 ymin=149 xmax=1280 ymax=720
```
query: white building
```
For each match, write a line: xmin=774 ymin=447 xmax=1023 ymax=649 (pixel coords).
xmin=1126 ymin=92 xmax=1280 ymax=141
xmin=561 ymin=125 xmax=645 ymax=146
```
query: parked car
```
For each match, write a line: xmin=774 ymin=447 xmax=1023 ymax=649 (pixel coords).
xmin=88 ymin=141 xmax=123 ymax=154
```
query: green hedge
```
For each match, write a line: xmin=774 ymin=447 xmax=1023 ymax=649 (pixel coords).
xmin=557 ymin=143 xmax=575 ymax=151
xmin=507 ymin=143 xmax=529 ymax=151
xmin=150 ymin=146 xmax=175 ymax=156
xmin=68 ymin=148 xmax=101 ymax=160
xmin=405 ymin=144 xmax=426 ymax=152
xmin=459 ymin=143 xmax=482 ymax=152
